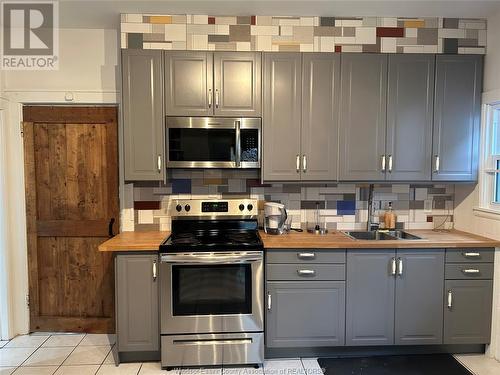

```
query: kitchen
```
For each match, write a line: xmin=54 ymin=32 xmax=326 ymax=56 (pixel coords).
xmin=1 ymin=1 xmax=500 ymax=375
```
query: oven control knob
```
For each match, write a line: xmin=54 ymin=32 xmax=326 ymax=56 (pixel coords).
xmin=239 ymin=204 xmax=245 ymax=211
xmin=185 ymin=204 xmax=191 ymax=212
xmin=176 ymin=204 xmax=182 ymax=212
xmin=247 ymin=204 xmax=254 ymax=211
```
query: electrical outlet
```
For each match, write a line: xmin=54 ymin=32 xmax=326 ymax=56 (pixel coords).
xmin=424 ymin=199 xmax=433 ymax=213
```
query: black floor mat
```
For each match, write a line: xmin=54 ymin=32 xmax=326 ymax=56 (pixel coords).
xmin=318 ymin=354 xmax=473 ymax=375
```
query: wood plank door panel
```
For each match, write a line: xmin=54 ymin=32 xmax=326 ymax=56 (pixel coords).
xmin=23 ymin=106 xmax=119 ymax=333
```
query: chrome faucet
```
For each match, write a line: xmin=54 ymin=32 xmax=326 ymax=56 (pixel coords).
xmin=367 ymin=184 xmax=379 ymax=231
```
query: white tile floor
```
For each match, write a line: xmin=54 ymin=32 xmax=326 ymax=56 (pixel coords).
xmin=1 ymin=334 xmax=500 ymax=374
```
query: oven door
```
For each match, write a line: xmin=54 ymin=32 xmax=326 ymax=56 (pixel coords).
xmin=160 ymin=251 xmax=264 ymax=335
xmin=166 ymin=117 xmax=261 ymax=169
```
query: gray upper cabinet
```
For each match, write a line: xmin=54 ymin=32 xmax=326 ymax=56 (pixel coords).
xmin=263 ymin=53 xmax=302 ymax=181
xmin=214 ymin=52 xmax=262 ymax=117
xmin=301 ymin=53 xmax=340 ymax=181
xmin=263 ymin=53 xmax=339 ymax=182
xmin=266 ymin=281 xmax=345 ymax=347
xmin=394 ymin=250 xmax=444 ymax=345
xmin=122 ymin=49 xmax=164 ymax=181
xmin=386 ymin=55 xmax=435 ymax=181
xmin=432 ymin=55 xmax=483 ymax=181
xmin=339 ymin=54 xmax=388 ymax=181
xmin=346 ymin=250 xmax=396 ymax=346
xmin=444 ymin=280 xmax=493 ymax=344
xmin=164 ymin=51 xmax=213 ymax=116
xmin=115 ymin=254 xmax=159 ymax=353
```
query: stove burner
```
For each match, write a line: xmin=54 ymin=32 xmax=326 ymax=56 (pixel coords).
xmin=225 ymin=233 xmax=255 ymax=243
xmin=171 ymin=234 xmax=201 ymax=245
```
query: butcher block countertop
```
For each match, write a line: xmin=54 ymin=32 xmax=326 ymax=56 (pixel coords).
xmin=260 ymin=229 xmax=500 ymax=249
xmin=99 ymin=229 xmax=498 ymax=252
xmin=98 ymin=231 xmax=169 ymax=252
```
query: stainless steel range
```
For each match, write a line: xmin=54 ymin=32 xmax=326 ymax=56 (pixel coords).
xmin=159 ymin=199 xmax=264 ymax=369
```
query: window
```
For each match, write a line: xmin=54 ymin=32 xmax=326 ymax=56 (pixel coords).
xmin=480 ymin=103 xmax=500 ymax=210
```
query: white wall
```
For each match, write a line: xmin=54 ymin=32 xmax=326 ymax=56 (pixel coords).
xmin=454 ymin=10 xmax=500 ymax=360
xmin=1 ymin=27 xmax=120 ymax=338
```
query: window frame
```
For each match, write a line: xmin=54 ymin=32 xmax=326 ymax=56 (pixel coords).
xmin=479 ymin=102 xmax=500 ymax=211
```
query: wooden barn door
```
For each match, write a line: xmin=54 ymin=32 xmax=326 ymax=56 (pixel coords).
xmin=23 ymin=106 xmax=119 ymax=333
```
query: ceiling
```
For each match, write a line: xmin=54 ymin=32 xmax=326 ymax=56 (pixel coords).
xmin=58 ymin=0 xmax=500 ymax=29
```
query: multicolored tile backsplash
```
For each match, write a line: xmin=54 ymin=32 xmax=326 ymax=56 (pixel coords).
xmin=120 ymin=14 xmax=486 ymax=54
xmin=121 ymin=170 xmax=455 ymax=232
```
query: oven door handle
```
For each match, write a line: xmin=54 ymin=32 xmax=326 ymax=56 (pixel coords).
xmin=160 ymin=253 xmax=262 ymax=264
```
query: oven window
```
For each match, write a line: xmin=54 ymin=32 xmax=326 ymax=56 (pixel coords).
xmin=172 ymin=264 xmax=252 ymax=315
xmin=169 ymin=128 xmax=236 ymax=162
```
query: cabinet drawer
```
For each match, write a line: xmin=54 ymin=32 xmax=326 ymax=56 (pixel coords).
xmin=445 ymin=263 xmax=494 ymax=280
xmin=267 ymin=264 xmax=345 ymax=281
xmin=266 ymin=249 xmax=345 ymax=264
xmin=445 ymin=248 xmax=494 ymax=263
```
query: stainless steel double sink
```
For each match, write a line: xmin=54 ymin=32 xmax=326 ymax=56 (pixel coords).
xmin=342 ymin=230 xmax=422 ymax=241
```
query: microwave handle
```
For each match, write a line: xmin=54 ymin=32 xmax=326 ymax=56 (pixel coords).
xmin=235 ymin=120 xmax=241 ymax=167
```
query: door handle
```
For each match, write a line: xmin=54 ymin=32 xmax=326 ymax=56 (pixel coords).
xmin=390 ymin=257 xmax=397 ymax=276
xmin=215 ymin=89 xmax=220 ymax=108
xmin=296 ymin=154 xmax=300 ymax=173
xmin=397 ymin=258 xmax=403 ymax=276
xmin=388 ymin=155 xmax=393 ymax=173
xmin=267 ymin=293 xmax=272 ymax=311
xmin=157 ymin=155 xmax=162 ymax=173
xmin=152 ymin=260 xmax=157 ymax=281
xmin=208 ymin=88 xmax=212 ymax=108
xmin=434 ymin=155 xmax=440 ymax=173
xmin=302 ymin=155 xmax=307 ymax=173
xmin=381 ymin=155 xmax=386 ymax=172
xmin=447 ymin=290 xmax=453 ymax=309
xmin=108 ymin=218 xmax=115 ymax=237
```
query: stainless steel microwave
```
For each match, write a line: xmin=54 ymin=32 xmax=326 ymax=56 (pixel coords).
xmin=166 ymin=117 xmax=261 ymax=168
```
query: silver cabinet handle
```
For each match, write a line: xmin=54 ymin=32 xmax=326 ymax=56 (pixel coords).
xmin=152 ymin=260 xmax=157 ymax=281
xmin=297 ymin=252 xmax=316 ymax=260
xmin=296 ymin=154 xmax=300 ymax=173
xmin=157 ymin=155 xmax=162 ymax=173
xmin=208 ymin=88 xmax=212 ymax=108
xmin=302 ymin=155 xmax=307 ymax=173
xmin=215 ymin=89 xmax=220 ymax=108
xmin=388 ymin=155 xmax=393 ymax=173
xmin=434 ymin=155 xmax=440 ymax=173
xmin=397 ymin=258 xmax=403 ymax=276
xmin=463 ymin=252 xmax=481 ymax=258
xmin=447 ymin=290 xmax=453 ymax=309
xmin=391 ymin=257 xmax=397 ymax=276
xmin=267 ymin=293 xmax=272 ymax=311
xmin=462 ymin=268 xmax=480 ymax=274
xmin=381 ymin=155 xmax=386 ymax=172
xmin=297 ymin=269 xmax=316 ymax=277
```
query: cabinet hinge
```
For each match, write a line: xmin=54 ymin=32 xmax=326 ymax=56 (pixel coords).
xmin=20 ymin=122 xmax=24 ymax=137
xmin=26 ymin=294 xmax=30 ymax=307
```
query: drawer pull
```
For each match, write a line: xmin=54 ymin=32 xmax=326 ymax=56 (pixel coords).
xmin=397 ymin=258 xmax=403 ymax=276
xmin=447 ymin=290 xmax=453 ymax=309
xmin=463 ymin=252 xmax=481 ymax=258
xmin=462 ymin=268 xmax=480 ymax=275
xmin=297 ymin=269 xmax=316 ymax=277
xmin=390 ymin=257 xmax=397 ymax=276
xmin=297 ymin=252 xmax=316 ymax=260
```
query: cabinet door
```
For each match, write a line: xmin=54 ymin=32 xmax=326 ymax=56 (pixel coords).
xmin=346 ymin=250 xmax=395 ymax=346
xmin=301 ymin=53 xmax=340 ymax=181
xmin=164 ymin=51 xmax=213 ymax=116
xmin=214 ymin=52 xmax=262 ymax=117
xmin=432 ymin=55 xmax=482 ymax=181
xmin=339 ymin=54 xmax=387 ymax=181
xmin=116 ymin=254 xmax=159 ymax=352
xmin=387 ymin=55 xmax=434 ymax=181
xmin=263 ymin=53 xmax=302 ymax=181
xmin=395 ymin=250 xmax=444 ymax=345
xmin=266 ymin=281 xmax=345 ymax=347
xmin=122 ymin=50 xmax=164 ymax=181
xmin=444 ymin=280 xmax=493 ymax=344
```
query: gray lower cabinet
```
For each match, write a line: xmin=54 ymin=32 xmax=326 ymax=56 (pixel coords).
xmin=386 ymin=54 xmax=434 ymax=181
xmin=122 ymin=49 xmax=164 ymax=181
xmin=266 ymin=281 xmax=345 ymax=347
xmin=115 ymin=253 xmax=159 ymax=354
xmin=339 ymin=53 xmax=387 ymax=181
xmin=432 ymin=55 xmax=483 ymax=181
xmin=394 ymin=250 xmax=444 ymax=345
xmin=346 ymin=250 xmax=396 ymax=346
xmin=444 ymin=280 xmax=493 ymax=344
